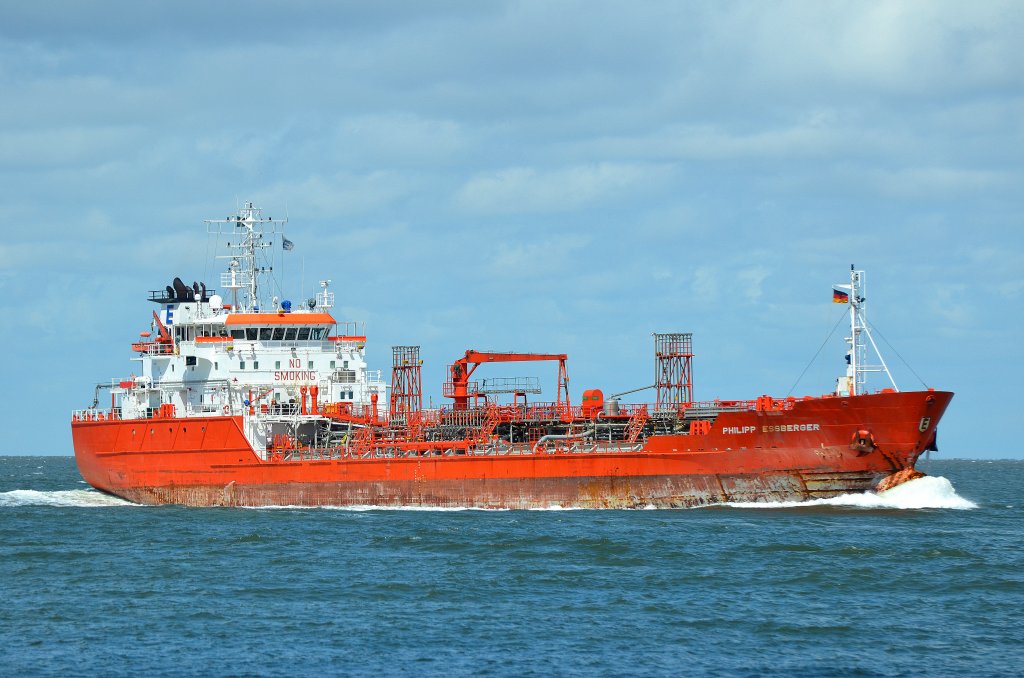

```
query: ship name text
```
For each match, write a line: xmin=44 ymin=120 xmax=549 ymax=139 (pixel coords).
xmin=722 ymin=423 xmax=822 ymax=434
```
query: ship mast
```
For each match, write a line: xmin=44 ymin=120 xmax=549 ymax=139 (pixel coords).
xmin=206 ymin=202 xmax=287 ymax=312
xmin=840 ymin=265 xmax=898 ymax=395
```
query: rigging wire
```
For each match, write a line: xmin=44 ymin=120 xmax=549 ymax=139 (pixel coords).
xmin=204 ymin=217 xmax=216 ymax=290
xmin=787 ymin=308 xmax=848 ymax=397
xmin=867 ymin=321 xmax=929 ymax=389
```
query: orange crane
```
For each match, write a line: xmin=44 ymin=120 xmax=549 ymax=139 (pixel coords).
xmin=446 ymin=350 xmax=570 ymax=411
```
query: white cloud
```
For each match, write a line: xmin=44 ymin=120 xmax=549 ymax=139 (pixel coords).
xmin=691 ymin=266 xmax=719 ymax=302
xmin=486 ymin=235 xmax=591 ymax=277
xmin=257 ymin=170 xmax=418 ymax=218
xmin=0 ymin=125 xmax=145 ymax=169
xmin=870 ymin=166 xmax=1014 ymax=199
xmin=737 ymin=266 xmax=772 ymax=303
xmin=455 ymin=162 xmax=672 ymax=214
xmin=695 ymin=1 xmax=1024 ymax=99
xmin=929 ymin=283 xmax=974 ymax=332
xmin=333 ymin=114 xmax=468 ymax=166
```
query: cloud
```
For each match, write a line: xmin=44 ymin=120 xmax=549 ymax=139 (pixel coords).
xmin=737 ymin=266 xmax=772 ymax=303
xmin=455 ymin=162 xmax=673 ymax=214
xmin=869 ymin=166 xmax=1015 ymax=199
xmin=0 ymin=125 xmax=145 ymax=170
xmin=331 ymin=114 xmax=469 ymax=167
xmin=692 ymin=1 xmax=1024 ymax=100
xmin=255 ymin=170 xmax=419 ymax=218
xmin=929 ymin=283 xmax=974 ymax=332
xmin=486 ymin=235 xmax=590 ymax=277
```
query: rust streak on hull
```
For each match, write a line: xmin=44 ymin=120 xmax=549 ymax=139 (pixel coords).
xmin=104 ymin=470 xmax=895 ymax=509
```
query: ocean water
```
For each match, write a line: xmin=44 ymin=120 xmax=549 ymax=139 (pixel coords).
xmin=1 ymin=457 xmax=1021 ymax=678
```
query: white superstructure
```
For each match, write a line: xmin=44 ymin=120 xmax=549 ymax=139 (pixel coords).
xmin=83 ymin=202 xmax=387 ymax=457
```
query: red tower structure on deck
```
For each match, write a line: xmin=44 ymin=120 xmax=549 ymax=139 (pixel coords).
xmin=654 ymin=333 xmax=693 ymax=409
xmin=390 ymin=346 xmax=422 ymax=420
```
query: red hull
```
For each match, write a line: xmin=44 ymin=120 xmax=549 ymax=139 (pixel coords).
xmin=72 ymin=390 xmax=951 ymax=507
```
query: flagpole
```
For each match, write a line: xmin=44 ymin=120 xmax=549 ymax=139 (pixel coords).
xmin=850 ymin=266 xmax=858 ymax=395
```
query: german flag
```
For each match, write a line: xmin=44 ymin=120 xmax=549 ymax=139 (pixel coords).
xmin=832 ymin=288 xmax=849 ymax=304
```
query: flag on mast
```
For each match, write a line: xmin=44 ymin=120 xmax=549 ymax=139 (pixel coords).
xmin=832 ymin=287 xmax=849 ymax=304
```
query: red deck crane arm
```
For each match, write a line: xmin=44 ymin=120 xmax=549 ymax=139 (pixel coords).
xmin=448 ymin=351 xmax=571 ymax=410
xmin=455 ymin=351 xmax=568 ymax=378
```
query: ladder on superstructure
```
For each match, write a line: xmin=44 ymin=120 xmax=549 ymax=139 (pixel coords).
xmin=478 ymin=404 xmax=502 ymax=443
xmin=625 ymin=406 xmax=650 ymax=444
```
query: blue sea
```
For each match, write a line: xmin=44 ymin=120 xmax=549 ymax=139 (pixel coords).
xmin=1 ymin=457 xmax=1021 ymax=677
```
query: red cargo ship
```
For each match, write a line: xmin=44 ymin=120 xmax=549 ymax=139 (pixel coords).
xmin=71 ymin=203 xmax=951 ymax=507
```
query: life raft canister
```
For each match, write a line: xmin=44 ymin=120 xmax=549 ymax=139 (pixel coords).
xmin=849 ymin=429 xmax=876 ymax=455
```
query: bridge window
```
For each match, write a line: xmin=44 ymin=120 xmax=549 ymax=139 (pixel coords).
xmin=231 ymin=330 xmax=245 ymax=339
xmin=259 ymin=328 xmax=272 ymax=341
xmin=284 ymin=328 xmax=297 ymax=341
xmin=245 ymin=328 xmax=257 ymax=340
xmin=272 ymin=328 xmax=285 ymax=340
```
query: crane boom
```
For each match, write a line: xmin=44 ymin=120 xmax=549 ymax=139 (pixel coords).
xmin=447 ymin=350 xmax=570 ymax=411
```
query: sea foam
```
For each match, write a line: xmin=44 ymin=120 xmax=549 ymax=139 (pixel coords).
xmin=723 ymin=475 xmax=977 ymax=510
xmin=0 ymin=489 xmax=136 ymax=508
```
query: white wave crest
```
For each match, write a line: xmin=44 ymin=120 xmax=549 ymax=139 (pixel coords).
xmin=724 ymin=475 xmax=976 ymax=510
xmin=0 ymin=489 xmax=136 ymax=508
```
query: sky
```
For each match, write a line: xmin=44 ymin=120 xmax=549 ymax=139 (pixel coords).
xmin=1 ymin=1 xmax=1021 ymax=458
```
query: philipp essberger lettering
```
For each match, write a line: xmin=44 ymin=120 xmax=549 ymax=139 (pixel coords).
xmin=722 ymin=423 xmax=821 ymax=434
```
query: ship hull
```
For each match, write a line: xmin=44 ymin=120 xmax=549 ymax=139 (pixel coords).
xmin=71 ymin=390 xmax=951 ymax=508
xmin=77 ymin=469 xmax=896 ymax=509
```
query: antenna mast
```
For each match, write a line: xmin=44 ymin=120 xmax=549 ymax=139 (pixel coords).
xmin=206 ymin=202 xmax=286 ymax=311
xmin=839 ymin=266 xmax=898 ymax=396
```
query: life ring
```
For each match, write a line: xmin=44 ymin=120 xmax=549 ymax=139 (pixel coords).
xmin=849 ymin=429 xmax=875 ymax=455
xmin=223 ymin=405 xmax=231 ymax=416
